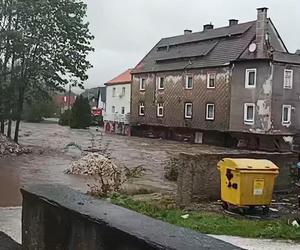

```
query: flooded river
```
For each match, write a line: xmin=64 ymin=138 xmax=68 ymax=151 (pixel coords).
xmin=0 ymin=121 xmax=232 ymax=207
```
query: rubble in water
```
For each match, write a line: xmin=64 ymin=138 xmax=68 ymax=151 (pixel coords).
xmin=66 ymin=152 xmax=127 ymax=196
xmin=0 ymin=133 xmax=31 ymax=157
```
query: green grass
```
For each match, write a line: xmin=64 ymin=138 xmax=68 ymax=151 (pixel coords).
xmin=109 ymin=194 xmax=300 ymax=241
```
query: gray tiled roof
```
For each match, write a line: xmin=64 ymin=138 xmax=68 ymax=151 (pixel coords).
xmin=132 ymin=21 xmax=257 ymax=73
xmin=273 ymin=51 xmax=300 ymax=65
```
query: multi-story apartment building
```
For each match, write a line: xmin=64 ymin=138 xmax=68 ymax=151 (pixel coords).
xmin=130 ymin=8 xmax=300 ymax=151
xmin=103 ymin=69 xmax=132 ymax=135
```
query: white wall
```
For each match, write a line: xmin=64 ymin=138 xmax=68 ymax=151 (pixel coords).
xmin=105 ymin=83 xmax=131 ymax=118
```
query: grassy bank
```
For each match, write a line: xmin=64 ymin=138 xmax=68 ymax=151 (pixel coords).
xmin=110 ymin=194 xmax=300 ymax=241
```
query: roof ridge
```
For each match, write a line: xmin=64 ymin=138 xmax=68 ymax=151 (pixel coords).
xmin=160 ymin=20 xmax=256 ymax=41
xmin=105 ymin=68 xmax=133 ymax=85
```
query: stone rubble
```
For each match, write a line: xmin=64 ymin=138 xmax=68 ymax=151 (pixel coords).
xmin=66 ymin=153 xmax=127 ymax=196
xmin=65 ymin=152 xmax=122 ymax=176
xmin=0 ymin=133 xmax=31 ymax=157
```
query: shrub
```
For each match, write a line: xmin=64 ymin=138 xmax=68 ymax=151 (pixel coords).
xmin=58 ymin=110 xmax=71 ymax=126
xmin=70 ymin=95 xmax=91 ymax=129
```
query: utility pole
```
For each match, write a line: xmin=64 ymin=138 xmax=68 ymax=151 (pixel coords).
xmin=68 ymin=84 xmax=71 ymax=126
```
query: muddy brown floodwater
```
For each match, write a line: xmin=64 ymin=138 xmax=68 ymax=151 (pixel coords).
xmin=0 ymin=121 xmax=238 ymax=207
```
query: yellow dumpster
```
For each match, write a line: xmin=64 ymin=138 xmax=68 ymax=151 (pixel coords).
xmin=217 ymin=158 xmax=279 ymax=209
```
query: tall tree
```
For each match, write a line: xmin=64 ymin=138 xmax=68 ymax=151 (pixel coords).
xmin=0 ymin=0 xmax=94 ymax=142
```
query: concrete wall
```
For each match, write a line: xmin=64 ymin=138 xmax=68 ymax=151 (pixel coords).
xmin=177 ymin=152 xmax=297 ymax=207
xmin=230 ymin=60 xmax=273 ymax=133
xmin=21 ymin=185 xmax=240 ymax=250
xmin=106 ymin=83 xmax=131 ymax=117
xmin=272 ymin=62 xmax=300 ymax=133
xmin=131 ymin=67 xmax=231 ymax=131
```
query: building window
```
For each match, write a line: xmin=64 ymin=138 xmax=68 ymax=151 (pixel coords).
xmin=244 ymin=103 xmax=255 ymax=124
xmin=140 ymin=78 xmax=146 ymax=91
xmin=122 ymin=87 xmax=126 ymax=96
xmin=283 ymin=69 xmax=293 ymax=89
xmin=206 ymin=103 xmax=215 ymax=120
xmin=245 ymin=69 xmax=256 ymax=88
xmin=207 ymin=73 xmax=216 ymax=88
xmin=185 ymin=75 xmax=193 ymax=89
xmin=139 ymin=102 xmax=145 ymax=116
xmin=121 ymin=107 xmax=125 ymax=114
xmin=157 ymin=77 xmax=165 ymax=90
xmin=184 ymin=103 xmax=193 ymax=119
xmin=112 ymin=106 xmax=115 ymax=113
xmin=112 ymin=87 xmax=116 ymax=97
xmin=282 ymin=105 xmax=292 ymax=125
xmin=157 ymin=103 xmax=164 ymax=117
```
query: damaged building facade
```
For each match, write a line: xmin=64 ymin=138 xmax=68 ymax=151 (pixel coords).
xmin=130 ymin=7 xmax=300 ymax=151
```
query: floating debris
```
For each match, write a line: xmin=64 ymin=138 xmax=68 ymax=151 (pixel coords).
xmin=181 ymin=214 xmax=189 ymax=219
xmin=0 ymin=133 xmax=31 ymax=157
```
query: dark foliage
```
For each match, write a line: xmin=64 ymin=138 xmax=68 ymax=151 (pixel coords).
xmin=70 ymin=95 xmax=91 ymax=129
xmin=59 ymin=109 xmax=71 ymax=126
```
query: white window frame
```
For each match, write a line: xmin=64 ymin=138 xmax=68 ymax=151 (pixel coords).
xmin=282 ymin=105 xmax=292 ymax=125
xmin=157 ymin=76 xmax=165 ymax=90
xmin=112 ymin=87 xmax=116 ymax=97
xmin=283 ymin=69 xmax=293 ymax=89
xmin=139 ymin=102 xmax=145 ymax=116
xmin=244 ymin=103 xmax=255 ymax=125
xmin=206 ymin=103 xmax=215 ymax=120
xmin=139 ymin=78 xmax=146 ymax=91
xmin=245 ymin=69 xmax=257 ymax=88
xmin=157 ymin=103 xmax=164 ymax=117
xmin=184 ymin=103 xmax=193 ymax=119
xmin=207 ymin=73 xmax=216 ymax=89
xmin=185 ymin=75 xmax=193 ymax=89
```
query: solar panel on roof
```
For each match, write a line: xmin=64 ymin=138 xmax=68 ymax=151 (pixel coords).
xmin=158 ymin=22 xmax=254 ymax=48
xmin=156 ymin=41 xmax=218 ymax=62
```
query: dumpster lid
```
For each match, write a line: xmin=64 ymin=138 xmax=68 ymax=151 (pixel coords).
xmin=219 ymin=158 xmax=279 ymax=171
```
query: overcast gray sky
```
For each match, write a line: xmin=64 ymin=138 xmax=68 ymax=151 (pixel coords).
xmin=83 ymin=0 xmax=300 ymax=89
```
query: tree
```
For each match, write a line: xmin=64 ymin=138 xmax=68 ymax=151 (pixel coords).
xmin=70 ymin=95 xmax=91 ymax=129
xmin=0 ymin=0 xmax=94 ymax=142
xmin=23 ymin=97 xmax=58 ymax=122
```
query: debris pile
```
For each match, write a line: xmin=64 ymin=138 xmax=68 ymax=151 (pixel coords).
xmin=66 ymin=152 xmax=126 ymax=196
xmin=0 ymin=133 xmax=31 ymax=157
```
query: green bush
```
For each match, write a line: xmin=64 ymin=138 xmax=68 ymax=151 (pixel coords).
xmin=58 ymin=110 xmax=71 ymax=126
xmin=70 ymin=95 xmax=91 ymax=129
xmin=23 ymin=98 xmax=58 ymax=123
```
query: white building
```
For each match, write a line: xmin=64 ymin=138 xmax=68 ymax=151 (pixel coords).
xmin=104 ymin=69 xmax=132 ymax=135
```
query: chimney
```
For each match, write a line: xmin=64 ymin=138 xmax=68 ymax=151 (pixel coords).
xmin=256 ymin=7 xmax=268 ymax=57
xmin=184 ymin=29 xmax=192 ymax=35
xmin=203 ymin=23 xmax=214 ymax=31
xmin=229 ymin=19 xmax=239 ymax=26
